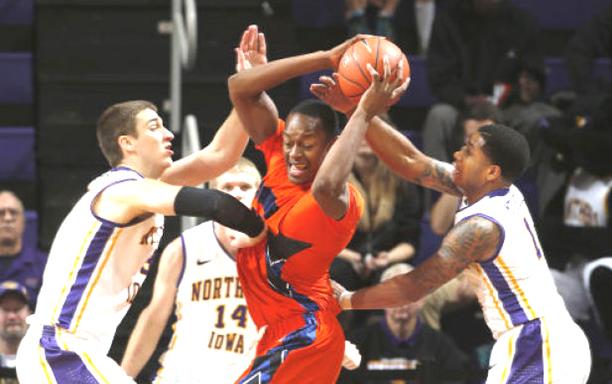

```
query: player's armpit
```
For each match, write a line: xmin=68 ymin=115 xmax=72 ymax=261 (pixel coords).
xmin=414 ymin=158 xmax=462 ymax=196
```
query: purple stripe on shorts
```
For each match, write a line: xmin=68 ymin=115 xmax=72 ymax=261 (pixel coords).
xmin=507 ymin=319 xmax=544 ymax=383
xmin=40 ymin=326 xmax=101 ymax=383
xmin=57 ymin=222 xmax=114 ymax=329
xmin=481 ymin=260 xmax=529 ymax=326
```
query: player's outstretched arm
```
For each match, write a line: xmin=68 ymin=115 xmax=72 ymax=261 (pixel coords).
xmin=339 ymin=215 xmax=501 ymax=310
xmin=312 ymin=58 xmax=406 ymax=219
xmin=121 ymin=238 xmax=182 ymax=378
xmin=160 ymin=25 xmax=270 ymax=186
xmin=365 ymin=117 xmax=462 ymax=196
xmin=160 ymin=110 xmax=249 ymax=186
xmin=96 ymin=179 xmax=264 ymax=237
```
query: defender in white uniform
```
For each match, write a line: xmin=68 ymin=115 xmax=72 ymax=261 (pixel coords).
xmin=16 ymin=99 xmax=265 ymax=384
xmin=326 ymin=120 xmax=591 ymax=383
xmin=121 ymin=159 xmax=261 ymax=384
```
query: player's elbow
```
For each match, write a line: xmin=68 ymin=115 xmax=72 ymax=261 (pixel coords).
xmin=228 ymin=73 xmax=252 ymax=103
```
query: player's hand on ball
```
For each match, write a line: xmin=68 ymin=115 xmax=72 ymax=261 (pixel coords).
xmin=342 ymin=340 xmax=362 ymax=370
xmin=358 ymin=55 xmax=407 ymax=119
xmin=326 ymin=33 xmax=377 ymax=69
xmin=310 ymin=73 xmax=356 ymax=115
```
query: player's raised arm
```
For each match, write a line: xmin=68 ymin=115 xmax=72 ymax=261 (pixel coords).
xmin=229 ymin=28 xmax=364 ymax=144
xmin=312 ymin=58 xmax=406 ymax=219
xmin=160 ymin=26 xmax=270 ymax=186
xmin=121 ymin=238 xmax=183 ymax=378
xmin=95 ymin=179 xmax=264 ymax=238
xmin=338 ymin=215 xmax=501 ymax=310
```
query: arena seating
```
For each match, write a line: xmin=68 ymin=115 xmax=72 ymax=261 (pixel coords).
xmin=0 ymin=52 xmax=32 ymax=103
xmin=0 ymin=127 xmax=35 ymax=181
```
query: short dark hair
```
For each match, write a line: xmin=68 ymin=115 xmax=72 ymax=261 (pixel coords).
xmin=96 ymin=100 xmax=157 ymax=167
xmin=287 ymin=99 xmax=338 ymax=139
xmin=478 ymin=124 xmax=530 ymax=182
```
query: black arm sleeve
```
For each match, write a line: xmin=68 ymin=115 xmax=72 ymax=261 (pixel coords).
xmin=174 ymin=187 xmax=264 ymax=237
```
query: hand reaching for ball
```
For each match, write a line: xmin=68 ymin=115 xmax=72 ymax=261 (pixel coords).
xmin=357 ymin=55 xmax=410 ymax=120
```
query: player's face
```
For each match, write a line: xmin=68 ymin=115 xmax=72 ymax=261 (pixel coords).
xmin=0 ymin=193 xmax=25 ymax=247
xmin=132 ymin=108 xmax=174 ymax=175
xmin=452 ymin=132 xmax=494 ymax=193
xmin=283 ymin=113 xmax=333 ymax=185
xmin=0 ymin=294 xmax=29 ymax=341
xmin=213 ymin=170 xmax=259 ymax=209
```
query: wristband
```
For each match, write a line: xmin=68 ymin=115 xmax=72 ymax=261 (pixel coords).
xmin=339 ymin=291 xmax=353 ymax=310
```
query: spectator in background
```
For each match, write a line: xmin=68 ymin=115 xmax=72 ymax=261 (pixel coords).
xmin=565 ymin=4 xmax=612 ymax=96
xmin=346 ymin=0 xmax=401 ymax=40
xmin=338 ymin=263 xmax=471 ymax=384
xmin=423 ymin=0 xmax=543 ymax=163
xmin=0 ymin=281 xmax=30 ymax=382
xmin=0 ymin=191 xmax=46 ymax=307
xmin=394 ymin=0 xmax=449 ymax=56
xmin=331 ymin=135 xmax=421 ymax=295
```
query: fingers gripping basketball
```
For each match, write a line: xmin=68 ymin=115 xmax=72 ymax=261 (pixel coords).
xmin=337 ymin=37 xmax=410 ymax=106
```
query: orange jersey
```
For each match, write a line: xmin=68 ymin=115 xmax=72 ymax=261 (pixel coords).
xmin=236 ymin=120 xmax=363 ymax=383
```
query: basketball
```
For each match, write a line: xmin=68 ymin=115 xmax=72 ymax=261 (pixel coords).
xmin=337 ymin=37 xmax=410 ymax=105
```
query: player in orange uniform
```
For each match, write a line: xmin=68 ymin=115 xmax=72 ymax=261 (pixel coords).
xmin=228 ymin=25 xmax=409 ymax=383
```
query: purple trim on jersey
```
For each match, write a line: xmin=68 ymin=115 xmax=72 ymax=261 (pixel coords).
xmin=481 ymin=259 xmax=529 ymax=326
xmin=111 ymin=166 xmax=144 ymax=178
xmin=57 ymin=222 xmax=114 ymax=329
xmin=238 ymin=312 xmax=318 ymax=384
xmin=486 ymin=187 xmax=510 ymax=198
xmin=40 ymin=325 xmax=100 ymax=383
xmin=177 ymin=235 xmax=187 ymax=287
xmin=523 ymin=218 xmax=542 ymax=259
xmin=507 ymin=319 xmax=544 ymax=383
xmin=458 ymin=213 xmax=505 ymax=263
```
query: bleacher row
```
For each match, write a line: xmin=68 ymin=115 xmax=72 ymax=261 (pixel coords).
xmin=0 ymin=0 xmax=37 ymax=245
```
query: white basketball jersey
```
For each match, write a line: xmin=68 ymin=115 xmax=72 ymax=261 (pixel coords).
xmin=34 ymin=168 xmax=163 ymax=353
xmin=455 ymin=186 xmax=570 ymax=339
xmin=564 ymin=168 xmax=612 ymax=227
xmin=155 ymin=221 xmax=257 ymax=384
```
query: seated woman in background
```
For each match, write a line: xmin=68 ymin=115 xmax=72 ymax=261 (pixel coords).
xmin=331 ymin=133 xmax=421 ymax=294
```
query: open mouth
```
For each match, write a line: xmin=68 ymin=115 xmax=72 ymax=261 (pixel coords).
xmin=288 ymin=163 xmax=307 ymax=178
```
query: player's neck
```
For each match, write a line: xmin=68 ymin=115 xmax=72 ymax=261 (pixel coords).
xmin=214 ymin=223 xmax=238 ymax=257
xmin=465 ymin=181 xmax=510 ymax=205
xmin=115 ymin=159 xmax=163 ymax=179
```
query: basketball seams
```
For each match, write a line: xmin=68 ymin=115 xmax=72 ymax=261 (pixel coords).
xmin=350 ymin=43 xmax=372 ymax=84
xmin=337 ymin=71 xmax=367 ymax=94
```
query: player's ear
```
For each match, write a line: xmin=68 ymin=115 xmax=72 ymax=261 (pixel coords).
xmin=486 ymin=164 xmax=502 ymax=182
xmin=118 ymin=134 xmax=136 ymax=154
